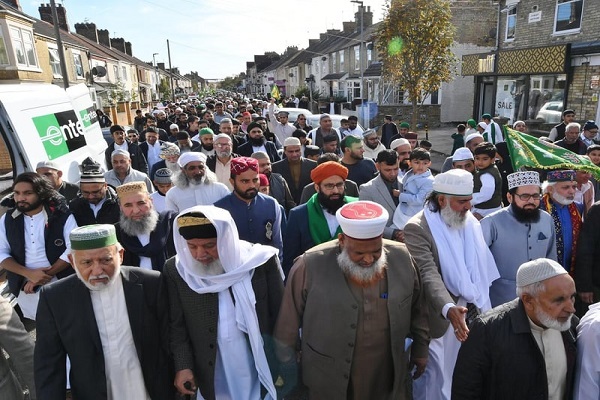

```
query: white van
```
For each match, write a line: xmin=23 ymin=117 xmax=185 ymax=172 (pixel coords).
xmin=0 ymin=83 xmax=107 ymax=192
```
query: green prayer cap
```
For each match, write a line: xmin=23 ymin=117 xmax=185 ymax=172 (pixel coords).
xmin=467 ymin=119 xmax=477 ymax=128
xmin=199 ymin=127 xmax=214 ymax=136
xmin=70 ymin=225 xmax=118 ymax=251
xmin=399 ymin=122 xmax=410 ymax=129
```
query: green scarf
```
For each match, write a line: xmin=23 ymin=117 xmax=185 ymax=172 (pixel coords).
xmin=306 ymin=193 xmax=357 ymax=245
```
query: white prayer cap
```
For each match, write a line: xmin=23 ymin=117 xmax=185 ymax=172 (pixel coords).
xmin=36 ymin=160 xmax=61 ymax=171
xmin=169 ymin=123 xmax=179 ymax=130
xmin=465 ymin=132 xmax=484 ymax=144
xmin=177 ymin=152 xmax=207 ymax=168
xmin=111 ymin=149 xmax=130 ymax=159
xmin=507 ymin=171 xmax=540 ymax=190
xmin=336 ymin=201 xmax=389 ymax=239
xmin=452 ymin=148 xmax=474 ymax=162
xmin=516 ymin=258 xmax=567 ymax=288
xmin=390 ymin=138 xmax=410 ymax=150
xmin=283 ymin=137 xmax=301 ymax=147
xmin=478 ymin=122 xmax=488 ymax=130
xmin=433 ymin=169 xmax=473 ymax=196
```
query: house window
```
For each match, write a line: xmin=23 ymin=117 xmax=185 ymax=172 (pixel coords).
xmin=48 ymin=48 xmax=62 ymax=77
xmin=113 ymin=65 xmax=119 ymax=80
xmin=354 ymin=45 xmax=360 ymax=70
xmin=339 ymin=51 xmax=344 ymax=72
xmin=73 ymin=53 xmax=84 ymax=78
xmin=0 ymin=29 xmax=8 ymax=65
xmin=505 ymin=7 xmax=516 ymax=40
xmin=554 ymin=0 xmax=583 ymax=34
xmin=122 ymin=66 xmax=127 ymax=81
xmin=10 ymin=27 xmax=37 ymax=67
xmin=332 ymin=54 xmax=337 ymax=73
xmin=366 ymin=42 xmax=372 ymax=65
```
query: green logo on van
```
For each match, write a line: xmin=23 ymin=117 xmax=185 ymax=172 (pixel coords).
xmin=33 ymin=110 xmax=87 ymax=160
xmin=79 ymin=107 xmax=98 ymax=128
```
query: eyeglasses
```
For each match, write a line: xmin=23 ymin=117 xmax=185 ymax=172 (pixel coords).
xmin=321 ymin=182 xmax=345 ymax=191
xmin=514 ymin=193 xmax=542 ymax=201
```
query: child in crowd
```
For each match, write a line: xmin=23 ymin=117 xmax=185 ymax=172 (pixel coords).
xmin=392 ymin=147 xmax=434 ymax=229
xmin=150 ymin=168 xmax=174 ymax=213
xmin=451 ymin=124 xmax=466 ymax=155
xmin=471 ymin=142 xmax=503 ymax=219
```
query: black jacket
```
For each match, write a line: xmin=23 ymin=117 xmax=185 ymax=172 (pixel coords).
xmin=576 ymin=201 xmax=600 ymax=292
xmin=163 ymin=256 xmax=283 ymax=400
xmin=237 ymin=140 xmax=281 ymax=163
xmin=452 ymin=299 xmax=577 ymax=400
xmin=205 ymin=153 xmax=240 ymax=173
xmin=69 ymin=186 xmax=120 ymax=226
xmin=35 ymin=267 xmax=174 ymax=400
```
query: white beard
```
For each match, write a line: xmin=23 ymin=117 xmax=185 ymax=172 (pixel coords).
xmin=551 ymin=192 xmax=574 ymax=206
xmin=188 ymin=258 xmax=225 ymax=277
xmin=441 ymin=202 xmax=467 ymax=229
xmin=535 ymin=307 xmax=573 ymax=331
xmin=74 ymin=261 xmax=121 ymax=291
xmin=337 ymin=248 xmax=387 ymax=286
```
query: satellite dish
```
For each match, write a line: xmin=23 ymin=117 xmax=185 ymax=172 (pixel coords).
xmin=92 ymin=65 xmax=107 ymax=77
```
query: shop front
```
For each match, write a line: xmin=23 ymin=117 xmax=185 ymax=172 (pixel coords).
xmin=462 ymin=45 xmax=568 ymax=135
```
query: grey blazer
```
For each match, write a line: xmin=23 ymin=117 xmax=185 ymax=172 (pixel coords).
xmin=404 ymin=210 xmax=457 ymax=338
xmin=359 ymin=175 xmax=400 ymax=239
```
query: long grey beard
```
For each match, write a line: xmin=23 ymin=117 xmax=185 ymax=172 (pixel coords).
xmin=119 ymin=209 xmax=159 ymax=236
xmin=189 ymin=258 xmax=225 ymax=277
xmin=337 ymin=248 xmax=387 ymax=286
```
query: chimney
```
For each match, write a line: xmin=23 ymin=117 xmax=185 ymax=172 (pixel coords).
xmin=308 ymin=39 xmax=319 ymax=47
xmin=39 ymin=3 xmax=69 ymax=32
xmin=124 ymin=41 xmax=132 ymax=56
xmin=157 ymin=62 xmax=165 ymax=70
xmin=1 ymin=0 xmax=21 ymax=11
xmin=343 ymin=21 xmax=357 ymax=34
xmin=355 ymin=5 xmax=373 ymax=32
xmin=74 ymin=22 xmax=98 ymax=42
xmin=97 ymin=29 xmax=110 ymax=47
xmin=110 ymin=37 xmax=126 ymax=53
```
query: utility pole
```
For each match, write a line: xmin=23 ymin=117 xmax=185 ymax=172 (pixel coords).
xmin=50 ymin=0 xmax=69 ymax=89
xmin=152 ymin=53 xmax=159 ymax=101
xmin=351 ymin=0 xmax=366 ymax=128
xmin=167 ymin=40 xmax=175 ymax=102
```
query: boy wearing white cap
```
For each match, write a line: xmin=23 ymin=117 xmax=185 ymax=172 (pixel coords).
xmin=480 ymin=171 xmax=557 ymax=307
xmin=453 ymin=258 xmax=576 ymax=399
xmin=275 ymin=201 xmax=428 ymax=399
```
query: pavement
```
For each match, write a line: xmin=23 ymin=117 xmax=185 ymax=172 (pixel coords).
xmin=412 ymin=126 xmax=455 ymax=173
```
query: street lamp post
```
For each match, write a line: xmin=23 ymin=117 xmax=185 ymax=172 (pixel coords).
xmin=152 ymin=53 xmax=159 ymax=102
xmin=351 ymin=0 xmax=367 ymax=128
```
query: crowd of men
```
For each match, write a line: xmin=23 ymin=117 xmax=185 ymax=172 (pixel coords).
xmin=2 ymin=94 xmax=600 ymax=400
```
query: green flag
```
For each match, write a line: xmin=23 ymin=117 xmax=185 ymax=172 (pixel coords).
xmin=505 ymin=127 xmax=600 ymax=179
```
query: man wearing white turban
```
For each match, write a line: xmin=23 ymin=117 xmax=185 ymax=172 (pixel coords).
xmin=165 ymin=152 xmax=229 ymax=212
xmin=164 ymin=206 xmax=284 ymax=399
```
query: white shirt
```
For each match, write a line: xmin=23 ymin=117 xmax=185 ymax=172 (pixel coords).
xmin=165 ymin=181 xmax=230 ymax=213
xmin=90 ymin=274 xmax=150 ymax=400
xmin=529 ymin=317 xmax=567 ymax=400
xmin=137 ymin=233 xmax=152 ymax=270
xmin=146 ymin=141 xmax=162 ymax=170
xmin=575 ymin=303 xmax=600 ymax=400
xmin=113 ymin=141 xmax=129 ymax=152
xmin=483 ymin=121 xmax=505 ymax=143
xmin=150 ymin=192 xmax=167 ymax=213
xmin=323 ymin=207 xmax=340 ymax=238
xmin=88 ymin=198 xmax=107 ymax=218
xmin=201 ymin=291 xmax=260 ymax=400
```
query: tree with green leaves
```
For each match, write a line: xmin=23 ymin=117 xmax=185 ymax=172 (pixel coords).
xmin=377 ymin=0 xmax=456 ymax=129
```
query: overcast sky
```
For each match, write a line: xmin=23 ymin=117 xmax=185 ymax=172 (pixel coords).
xmin=22 ymin=0 xmax=388 ymax=79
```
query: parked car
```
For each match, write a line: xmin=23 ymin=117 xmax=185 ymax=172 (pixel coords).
xmin=536 ymin=101 xmax=563 ymax=124
xmin=272 ymin=107 xmax=313 ymax=123
xmin=306 ymin=114 xmax=365 ymax=132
